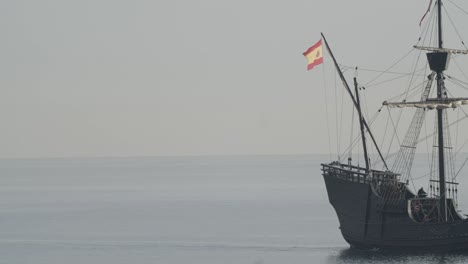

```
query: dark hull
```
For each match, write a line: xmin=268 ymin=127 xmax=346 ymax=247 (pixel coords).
xmin=323 ymin=164 xmax=468 ymax=251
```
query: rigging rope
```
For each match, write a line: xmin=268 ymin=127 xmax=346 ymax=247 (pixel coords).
xmin=418 ymin=0 xmax=438 ymax=47
xmin=455 ymin=108 xmax=460 ymax=164
xmin=363 ymin=49 xmax=415 ymax=87
xmin=446 ymin=0 xmax=468 ymax=16
xmin=383 ymin=74 xmax=434 ymax=200
xmin=341 ymin=107 xmax=382 ymax=165
xmin=414 ymin=114 xmax=468 ymax=149
xmin=349 ymin=102 xmax=355 ymax=161
xmin=321 ymin=59 xmax=333 ymax=161
xmin=454 ymin=157 xmax=468 ymax=180
xmin=446 ymin=72 xmax=468 ymax=88
xmin=385 ymin=108 xmax=403 ymax=161
xmin=339 ymin=65 xmax=426 ymax=76
xmin=338 ymin=70 xmax=346 ymax=160
xmin=333 ymin=63 xmax=340 ymax=160
xmin=366 ymin=68 xmax=427 ymax=88
xmin=442 ymin=4 xmax=468 ymax=50
xmin=383 ymin=41 xmax=428 ymax=174
xmin=383 ymin=78 xmax=429 ymax=102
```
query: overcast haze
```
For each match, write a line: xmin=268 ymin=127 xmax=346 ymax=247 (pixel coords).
xmin=2 ymin=0 xmax=467 ymax=158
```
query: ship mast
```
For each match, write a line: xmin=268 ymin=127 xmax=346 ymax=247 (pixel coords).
xmin=436 ymin=0 xmax=447 ymax=221
xmin=321 ymin=33 xmax=389 ymax=171
xmin=354 ymin=77 xmax=370 ymax=172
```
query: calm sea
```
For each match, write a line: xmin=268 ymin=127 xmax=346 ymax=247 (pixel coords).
xmin=1 ymin=154 xmax=468 ymax=264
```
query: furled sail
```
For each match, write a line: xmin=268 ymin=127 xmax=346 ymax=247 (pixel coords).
xmin=413 ymin=46 xmax=468 ymax=55
xmin=383 ymin=98 xmax=468 ymax=110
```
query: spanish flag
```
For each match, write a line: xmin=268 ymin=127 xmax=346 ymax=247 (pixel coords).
xmin=303 ymin=39 xmax=323 ymax=70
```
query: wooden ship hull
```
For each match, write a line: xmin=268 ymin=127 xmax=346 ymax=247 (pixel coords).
xmin=322 ymin=162 xmax=468 ymax=251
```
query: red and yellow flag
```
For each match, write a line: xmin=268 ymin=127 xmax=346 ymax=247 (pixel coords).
xmin=303 ymin=39 xmax=323 ymax=70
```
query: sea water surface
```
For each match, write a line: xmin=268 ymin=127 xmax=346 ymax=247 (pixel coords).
xmin=1 ymin=154 xmax=468 ymax=264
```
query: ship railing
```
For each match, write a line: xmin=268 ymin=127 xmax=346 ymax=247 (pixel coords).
xmin=321 ymin=162 xmax=400 ymax=184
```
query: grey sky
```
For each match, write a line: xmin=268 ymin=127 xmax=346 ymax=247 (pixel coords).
xmin=2 ymin=0 xmax=467 ymax=158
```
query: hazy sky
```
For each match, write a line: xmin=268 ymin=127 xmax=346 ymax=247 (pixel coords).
xmin=2 ymin=0 xmax=468 ymax=158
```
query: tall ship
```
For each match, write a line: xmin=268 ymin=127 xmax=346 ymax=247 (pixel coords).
xmin=317 ymin=0 xmax=468 ymax=250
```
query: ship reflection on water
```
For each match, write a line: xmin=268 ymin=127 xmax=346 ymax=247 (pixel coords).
xmin=331 ymin=248 xmax=468 ymax=264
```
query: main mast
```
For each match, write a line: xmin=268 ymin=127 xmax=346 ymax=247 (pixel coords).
xmin=436 ymin=0 xmax=447 ymax=221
